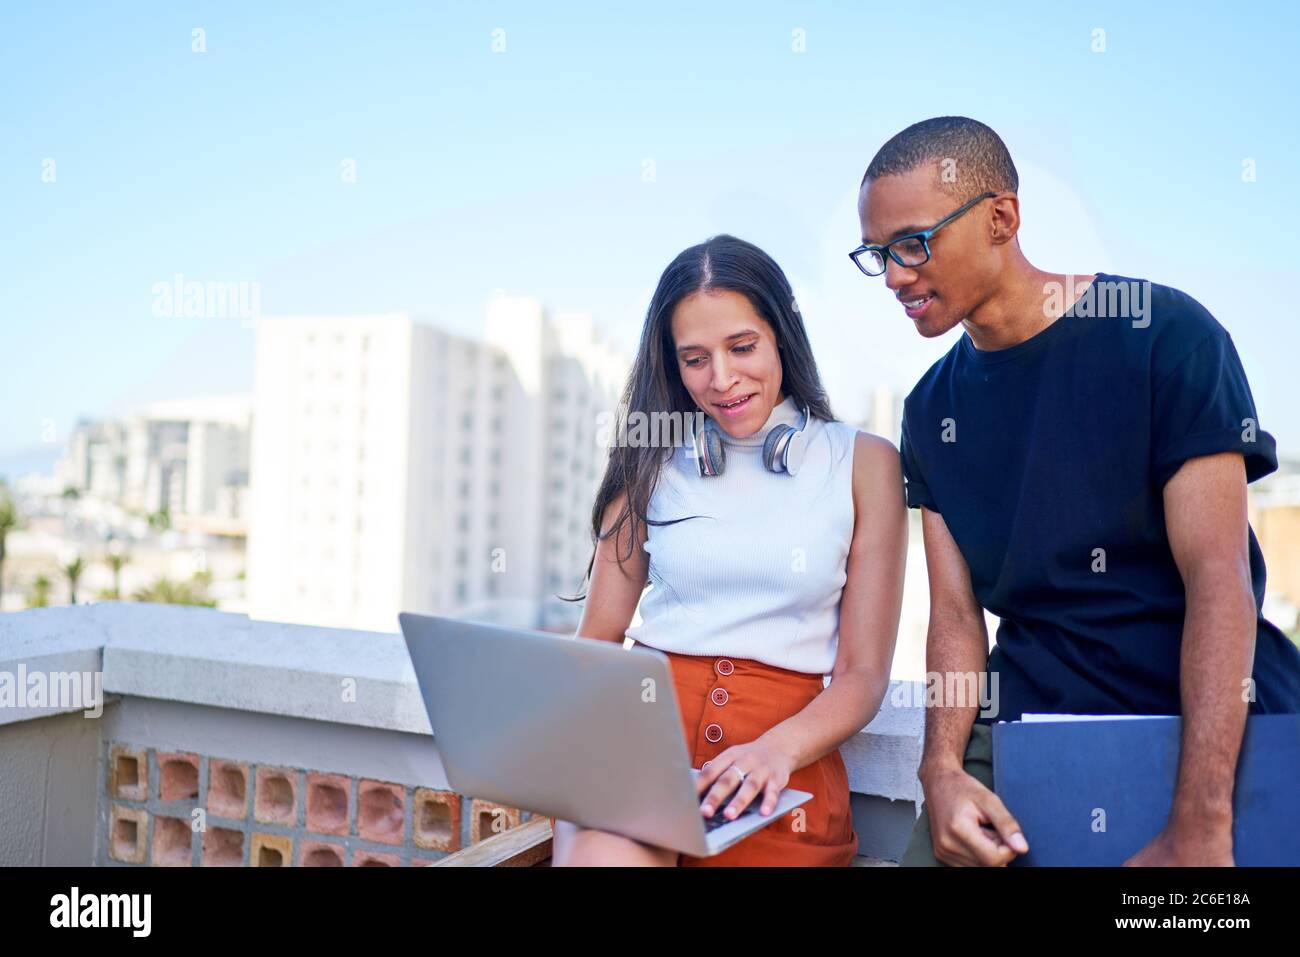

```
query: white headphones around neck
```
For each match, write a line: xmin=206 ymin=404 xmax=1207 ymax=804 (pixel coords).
xmin=692 ymin=401 xmax=812 ymax=478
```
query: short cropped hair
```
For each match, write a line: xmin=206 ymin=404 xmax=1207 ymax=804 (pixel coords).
xmin=861 ymin=116 xmax=1019 ymax=200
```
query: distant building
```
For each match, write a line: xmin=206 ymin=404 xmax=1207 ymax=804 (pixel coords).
xmin=65 ymin=419 xmax=129 ymax=501
xmin=60 ymin=395 xmax=251 ymax=531
xmin=244 ymin=302 xmax=629 ymax=634
xmin=863 ymin=387 xmax=905 ymax=446
xmin=1250 ymin=461 xmax=1300 ymax=629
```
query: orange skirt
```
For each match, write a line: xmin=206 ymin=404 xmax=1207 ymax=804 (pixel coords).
xmin=551 ymin=642 xmax=859 ymax=866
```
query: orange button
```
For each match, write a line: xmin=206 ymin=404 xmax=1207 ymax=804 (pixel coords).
xmin=715 ymin=658 xmax=734 ymax=677
xmin=705 ymin=723 xmax=723 ymax=743
xmin=711 ymin=687 xmax=729 ymax=706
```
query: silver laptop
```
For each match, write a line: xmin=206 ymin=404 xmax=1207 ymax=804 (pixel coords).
xmin=399 ymin=612 xmax=813 ymax=858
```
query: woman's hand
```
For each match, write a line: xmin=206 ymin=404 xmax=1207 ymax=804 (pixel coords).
xmin=696 ymin=735 xmax=797 ymax=820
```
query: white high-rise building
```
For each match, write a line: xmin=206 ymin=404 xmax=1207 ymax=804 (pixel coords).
xmin=61 ymin=395 xmax=251 ymax=527
xmin=186 ymin=419 xmax=251 ymax=520
xmin=538 ymin=312 xmax=632 ymax=623
xmin=65 ymin=419 xmax=129 ymax=501
xmin=245 ymin=302 xmax=629 ymax=633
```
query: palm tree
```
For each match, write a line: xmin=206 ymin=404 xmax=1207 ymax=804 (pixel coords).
xmin=62 ymin=556 xmax=85 ymax=605
xmin=0 ymin=486 xmax=18 ymax=607
xmin=28 ymin=574 xmax=51 ymax=608
xmin=147 ymin=506 xmax=171 ymax=533
xmin=104 ymin=549 xmax=130 ymax=599
xmin=132 ymin=573 xmax=216 ymax=608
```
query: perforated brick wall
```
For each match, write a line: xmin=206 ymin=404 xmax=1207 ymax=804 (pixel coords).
xmin=98 ymin=740 xmax=539 ymax=866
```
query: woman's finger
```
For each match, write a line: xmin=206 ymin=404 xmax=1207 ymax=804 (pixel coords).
xmin=695 ymin=748 xmax=736 ymax=795
xmin=699 ymin=760 xmax=748 ymax=813
xmin=703 ymin=763 xmax=762 ymax=817
xmin=721 ymin=774 xmax=768 ymax=819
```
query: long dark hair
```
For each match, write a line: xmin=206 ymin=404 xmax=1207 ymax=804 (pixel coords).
xmin=565 ymin=234 xmax=835 ymax=603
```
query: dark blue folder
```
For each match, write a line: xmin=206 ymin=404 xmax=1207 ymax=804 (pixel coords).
xmin=992 ymin=714 xmax=1300 ymax=866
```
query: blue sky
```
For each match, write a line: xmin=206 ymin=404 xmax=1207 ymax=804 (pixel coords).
xmin=4 ymin=0 xmax=1299 ymax=470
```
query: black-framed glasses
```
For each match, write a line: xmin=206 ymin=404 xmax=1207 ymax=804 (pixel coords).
xmin=849 ymin=191 xmax=998 ymax=277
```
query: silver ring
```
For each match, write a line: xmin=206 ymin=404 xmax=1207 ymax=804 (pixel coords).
xmin=731 ymin=766 xmax=747 ymax=783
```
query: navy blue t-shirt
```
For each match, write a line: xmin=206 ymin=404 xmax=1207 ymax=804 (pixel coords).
xmin=899 ymin=273 xmax=1300 ymax=725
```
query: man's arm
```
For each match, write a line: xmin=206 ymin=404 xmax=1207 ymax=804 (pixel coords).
xmin=1125 ymin=451 xmax=1255 ymax=866
xmin=916 ymin=506 xmax=1028 ymax=866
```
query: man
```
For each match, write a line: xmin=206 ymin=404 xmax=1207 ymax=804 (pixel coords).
xmin=851 ymin=116 xmax=1300 ymax=866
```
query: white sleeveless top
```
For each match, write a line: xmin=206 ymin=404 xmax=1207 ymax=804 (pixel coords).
xmin=625 ymin=395 xmax=858 ymax=675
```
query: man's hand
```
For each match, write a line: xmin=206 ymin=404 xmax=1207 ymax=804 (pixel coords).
xmin=1139 ymin=451 xmax=1255 ymax=868
xmin=1124 ymin=815 xmax=1234 ymax=866
xmin=922 ymin=765 xmax=1030 ymax=866
xmin=913 ymin=506 xmax=1028 ymax=866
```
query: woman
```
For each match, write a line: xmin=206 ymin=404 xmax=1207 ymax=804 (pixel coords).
xmin=551 ymin=234 xmax=907 ymax=866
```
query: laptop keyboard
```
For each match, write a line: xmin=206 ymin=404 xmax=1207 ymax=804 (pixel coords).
xmin=702 ymin=787 xmax=762 ymax=831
